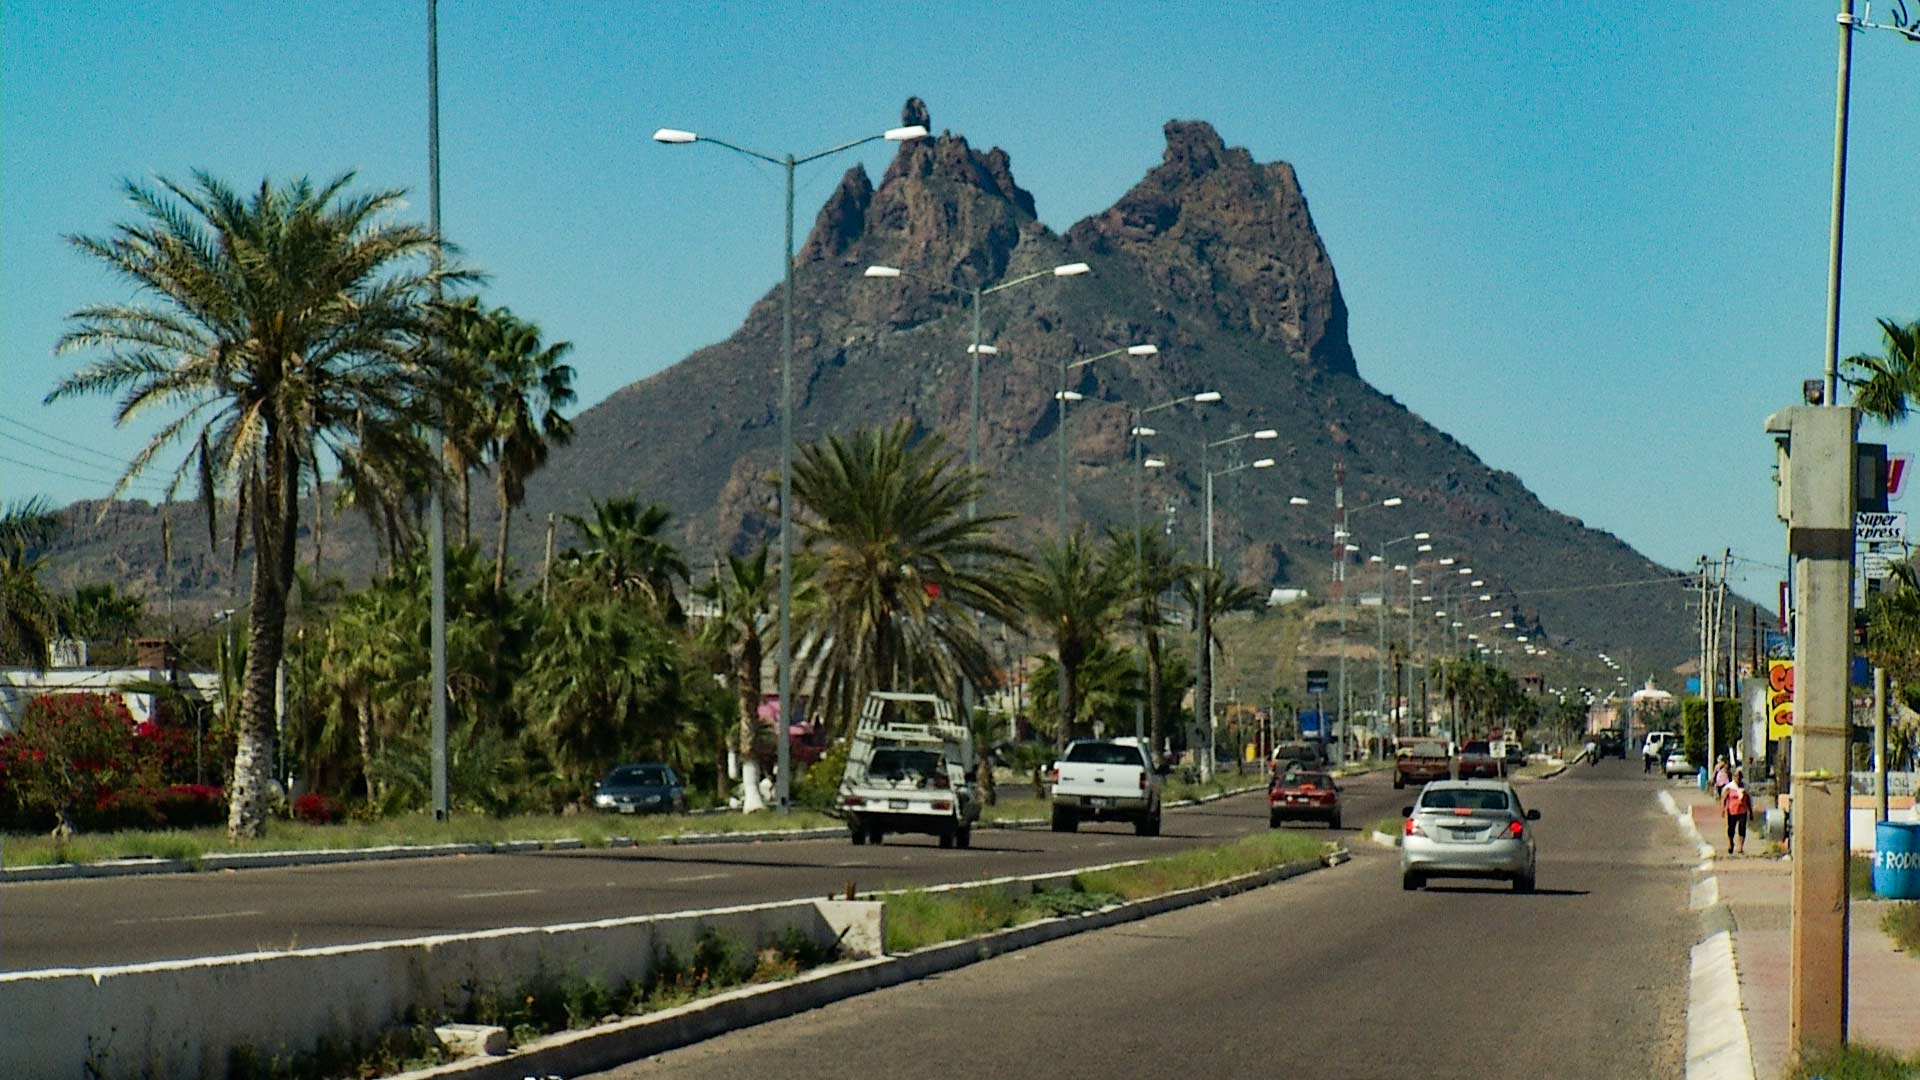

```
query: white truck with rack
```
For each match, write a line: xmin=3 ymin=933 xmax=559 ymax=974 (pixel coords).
xmin=1048 ymin=737 xmax=1162 ymax=836
xmin=836 ymin=691 xmax=981 ymax=848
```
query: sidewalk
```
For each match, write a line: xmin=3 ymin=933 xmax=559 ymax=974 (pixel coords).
xmin=1679 ymin=786 xmax=1920 ymax=1080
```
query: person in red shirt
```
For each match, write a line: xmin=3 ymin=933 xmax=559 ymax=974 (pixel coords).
xmin=1722 ymin=769 xmax=1751 ymax=855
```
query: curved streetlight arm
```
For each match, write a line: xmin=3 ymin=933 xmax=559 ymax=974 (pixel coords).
xmin=1066 ymin=342 xmax=1157 ymax=370
xmin=984 ymin=261 xmax=1091 ymax=295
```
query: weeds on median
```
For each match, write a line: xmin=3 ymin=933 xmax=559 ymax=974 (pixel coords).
xmin=1788 ymin=1042 xmax=1920 ymax=1080
xmin=1884 ymin=901 xmax=1920 ymax=957
xmin=224 ymin=926 xmax=837 ymax=1080
xmin=2 ymin=808 xmax=841 ymax=869
xmin=883 ymin=829 xmax=1328 ymax=953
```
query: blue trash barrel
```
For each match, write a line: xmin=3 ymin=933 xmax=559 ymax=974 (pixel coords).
xmin=1874 ymin=821 xmax=1920 ymax=900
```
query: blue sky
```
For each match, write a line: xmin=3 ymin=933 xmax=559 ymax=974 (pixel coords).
xmin=4 ymin=2 xmax=1917 ymax=603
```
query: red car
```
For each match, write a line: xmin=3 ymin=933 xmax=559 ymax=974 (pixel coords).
xmin=1269 ymin=769 xmax=1343 ymax=829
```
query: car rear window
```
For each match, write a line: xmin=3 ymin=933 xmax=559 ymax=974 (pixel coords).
xmin=1404 ymin=741 xmax=1447 ymax=757
xmin=1463 ymin=741 xmax=1491 ymax=754
xmin=1420 ymin=788 xmax=1511 ymax=811
xmin=612 ymin=766 xmax=669 ymax=786
xmin=1281 ymin=772 xmax=1333 ymax=789
xmin=1065 ymin=743 xmax=1143 ymax=766
xmin=868 ymin=749 xmax=944 ymax=779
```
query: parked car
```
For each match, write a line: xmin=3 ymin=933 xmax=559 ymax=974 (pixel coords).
xmin=1503 ymin=741 xmax=1528 ymax=769
xmin=1270 ymin=768 xmax=1342 ymax=829
xmin=1270 ymin=740 xmax=1330 ymax=775
xmin=1642 ymin=730 xmax=1678 ymax=770
xmin=838 ymin=691 xmax=980 ymax=848
xmin=1050 ymin=738 xmax=1162 ymax=836
xmin=1400 ymin=779 xmax=1540 ymax=892
xmin=1394 ymin=738 xmax=1453 ymax=789
xmin=592 ymin=763 xmax=687 ymax=815
xmin=1663 ymin=748 xmax=1695 ymax=778
xmin=1597 ymin=728 xmax=1627 ymax=758
xmin=1456 ymin=739 xmax=1504 ymax=779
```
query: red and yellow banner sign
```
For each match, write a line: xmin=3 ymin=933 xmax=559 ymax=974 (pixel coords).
xmin=1767 ymin=659 xmax=1794 ymax=741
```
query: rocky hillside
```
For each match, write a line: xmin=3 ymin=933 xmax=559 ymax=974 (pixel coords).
xmin=35 ymin=99 xmax=1709 ymax=673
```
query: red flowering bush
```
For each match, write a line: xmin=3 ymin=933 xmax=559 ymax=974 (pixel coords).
xmin=0 ymin=694 xmax=225 ymax=834
xmin=291 ymin=791 xmax=343 ymax=825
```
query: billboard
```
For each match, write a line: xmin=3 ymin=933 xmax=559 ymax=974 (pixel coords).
xmin=1766 ymin=659 xmax=1794 ymax=741
xmin=1298 ymin=710 xmax=1324 ymax=738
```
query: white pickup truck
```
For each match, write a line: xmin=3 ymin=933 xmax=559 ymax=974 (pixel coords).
xmin=1048 ymin=738 xmax=1162 ymax=836
xmin=837 ymin=692 xmax=980 ymax=849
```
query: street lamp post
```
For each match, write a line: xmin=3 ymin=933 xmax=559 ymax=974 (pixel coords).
xmin=656 ymin=120 xmax=929 ymax=810
xmin=1053 ymin=344 xmax=1158 ymax=537
xmin=1200 ymin=454 xmax=1276 ymax=780
xmin=1333 ymin=495 xmax=1402 ymax=759
xmin=1130 ymin=390 xmax=1219 ymax=756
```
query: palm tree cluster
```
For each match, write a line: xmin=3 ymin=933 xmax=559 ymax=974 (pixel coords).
xmin=1848 ymin=313 xmax=1920 ymax=771
xmin=41 ymin=170 xmax=1298 ymax=840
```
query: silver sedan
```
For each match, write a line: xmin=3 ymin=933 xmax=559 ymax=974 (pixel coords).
xmin=1399 ymin=779 xmax=1540 ymax=892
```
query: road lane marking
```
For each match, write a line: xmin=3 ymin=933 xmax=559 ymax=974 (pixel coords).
xmin=113 ymin=909 xmax=263 ymax=925
xmin=1690 ymin=876 xmax=1720 ymax=911
xmin=453 ymin=888 xmax=542 ymax=900
xmin=664 ymin=872 xmax=729 ymax=884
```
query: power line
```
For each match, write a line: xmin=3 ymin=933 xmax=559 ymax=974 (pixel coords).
xmin=1505 ymin=574 xmax=1693 ymax=598
xmin=0 ymin=450 xmax=168 ymax=498
xmin=0 ymin=414 xmax=147 ymax=473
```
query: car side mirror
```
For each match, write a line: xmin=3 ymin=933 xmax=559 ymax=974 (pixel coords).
xmin=1526 ymin=809 xmax=1541 ymax=821
xmin=1401 ymin=805 xmax=1414 ymax=817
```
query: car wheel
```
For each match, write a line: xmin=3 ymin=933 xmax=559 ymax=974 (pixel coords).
xmin=866 ymin=825 xmax=884 ymax=845
xmin=1051 ymin=807 xmax=1078 ymax=833
xmin=850 ymin=826 xmax=867 ymax=846
xmin=1402 ymin=871 xmax=1423 ymax=892
xmin=1269 ymin=811 xmax=1282 ymax=830
xmin=1329 ymin=812 xmax=1342 ymax=830
xmin=955 ymin=826 xmax=972 ymax=849
xmin=1514 ymin=871 xmax=1536 ymax=894
xmin=938 ymin=829 xmax=955 ymax=849
xmin=1393 ymin=773 xmax=1405 ymax=790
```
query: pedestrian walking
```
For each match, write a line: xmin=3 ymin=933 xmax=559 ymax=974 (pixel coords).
xmin=1712 ymin=756 xmax=1730 ymax=795
xmin=1585 ymin=737 xmax=1598 ymax=766
xmin=1722 ymin=769 xmax=1750 ymax=855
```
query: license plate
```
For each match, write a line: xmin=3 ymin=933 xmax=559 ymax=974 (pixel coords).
xmin=1447 ymin=827 xmax=1481 ymax=838
xmin=619 ymin=805 xmax=638 ymax=814
xmin=1288 ymin=797 xmax=1306 ymax=804
xmin=1088 ymin=797 xmax=1113 ymax=808
xmin=888 ymin=799 xmax=909 ymax=809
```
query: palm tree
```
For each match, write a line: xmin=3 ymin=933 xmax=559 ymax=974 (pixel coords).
xmin=1183 ymin=566 xmax=1263 ymax=774
xmin=1105 ymin=526 xmax=1188 ymax=765
xmin=1018 ymin=532 xmax=1126 ymax=752
xmin=1844 ymin=317 xmax=1920 ymax=422
xmin=559 ymin=498 xmax=689 ymax=620
xmin=1 ymin=499 xmax=63 ymax=670
xmin=791 ymin=422 xmax=1025 ymax=733
xmin=1029 ymin=639 xmax=1144 ymax=746
xmin=48 ymin=172 xmax=467 ymax=839
xmin=449 ymin=303 xmax=576 ymax=589
xmin=695 ymin=543 xmax=781 ymax=812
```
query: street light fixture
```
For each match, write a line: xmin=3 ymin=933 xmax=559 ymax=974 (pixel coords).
xmin=1290 ymin=496 xmax=1311 ymax=506
xmin=1126 ymin=389 xmax=1219 ymax=749
xmin=656 ymin=118 xmax=927 ymax=810
xmin=1054 ymin=343 xmax=1157 ymax=536
xmin=1197 ymin=453 xmax=1275 ymax=779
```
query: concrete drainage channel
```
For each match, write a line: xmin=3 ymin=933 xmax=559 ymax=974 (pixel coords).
xmin=0 ymin=842 xmax=1347 ymax=1079
xmin=1660 ymin=788 xmax=1756 ymax=1080
xmin=0 ymin=784 xmax=1275 ymax=884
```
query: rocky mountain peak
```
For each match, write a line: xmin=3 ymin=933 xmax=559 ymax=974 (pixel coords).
xmin=1066 ymin=120 xmax=1356 ymax=376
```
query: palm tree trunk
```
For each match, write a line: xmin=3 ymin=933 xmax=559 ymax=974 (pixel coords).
xmin=1145 ymin=628 xmax=1166 ymax=766
xmin=1056 ymin=652 xmax=1078 ymax=754
xmin=494 ymin=466 xmax=512 ymax=591
xmin=738 ymin=635 xmax=766 ymax=812
xmin=459 ymin=467 xmax=473 ymax=549
xmin=356 ymin=692 xmax=376 ymax=801
xmin=228 ymin=436 xmax=297 ymax=841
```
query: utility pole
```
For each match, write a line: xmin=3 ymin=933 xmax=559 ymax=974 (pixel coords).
xmin=425 ymin=0 xmax=450 ymax=822
xmin=541 ymin=512 xmax=556 ymax=605
xmin=1333 ymin=462 xmax=1346 ymax=765
xmin=1767 ymin=403 xmax=1857 ymax=1058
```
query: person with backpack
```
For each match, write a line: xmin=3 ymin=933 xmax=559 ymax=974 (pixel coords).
xmin=1722 ymin=769 xmax=1751 ymax=855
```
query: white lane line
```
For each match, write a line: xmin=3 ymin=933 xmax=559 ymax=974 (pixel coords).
xmin=1690 ymin=876 xmax=1720 ymax=911
xmin=1658 ymin=790 xmax=1680 ymax=817
xmin=1686 ymin=929 xmax=1756 ymax=1080
xmin=453 ymin=888 xmax=542 ymax=900
xmin=113 ymin=909 xmax=263 ymax=926
xmin=663 ymin=872 xmax=729 ymax=884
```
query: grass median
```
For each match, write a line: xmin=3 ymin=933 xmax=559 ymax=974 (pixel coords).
xmin=0 ymin=808 xmax=841 ymax=869
xmin=1884 ymin=901 xmax=1920 ymax=957
xmin=1788 ymin=1043 xmax=1920 ymax=1080
xmin=882 ymin=828 xmax=1330 ymax=953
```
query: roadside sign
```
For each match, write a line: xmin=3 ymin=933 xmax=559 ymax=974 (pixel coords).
xmin=1855 ymin=512 xmax=1906 ymax=543
xmin=1892 ymin=453 xmax=1911 ymax=502
xmin=1298 ymin=710 xmax=1323 ymax=737
xmin=1862 ymin=550 xmax=1893 ymax=580
xmin=1305 ymin=669 xmax=1329 ymax=694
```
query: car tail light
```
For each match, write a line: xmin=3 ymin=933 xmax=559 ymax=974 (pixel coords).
xmin=1047 ymin=768 xmax=1059 ymax=786
xmin=1403 ymin=817 xmax=1418 ymax=837
xmin=841 ymin=795 xmax=866 ymax=807
xmin=1508 ymin=819 xmax=1524 ymax=838
xmin=932 ymin=800 xmax=953 ymax=811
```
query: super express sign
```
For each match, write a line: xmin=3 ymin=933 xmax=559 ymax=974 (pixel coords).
xmin=1767 ymin=660 xmax=1793 ymax=741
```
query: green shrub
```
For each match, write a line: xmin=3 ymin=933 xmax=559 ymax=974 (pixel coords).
xmin=1680 ymin=698 xmax=1740 ymax=767
xmin=791 ymin=739 xmax=849 ymax=810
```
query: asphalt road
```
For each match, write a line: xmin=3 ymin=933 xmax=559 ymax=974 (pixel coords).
xmin=0 ymin=770 xmax=1408 ymax=972
xmin=591 ymin=758 xmax=1694 ymax=1080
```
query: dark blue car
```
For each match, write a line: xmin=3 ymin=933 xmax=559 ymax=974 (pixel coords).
xmin=592 ymin=763 xmax=687 ymax=814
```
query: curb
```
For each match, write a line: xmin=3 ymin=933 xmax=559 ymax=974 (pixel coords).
xmin=1368 ymin=830 xmax=1398 ymax=849
xmin=1662 ymin=790 xmax=1755 ymax=1080
xmin=2 ymin=788 xmax=1274 ymax=885
xmin=390 ymin=848 xmax=1346 ymax=1080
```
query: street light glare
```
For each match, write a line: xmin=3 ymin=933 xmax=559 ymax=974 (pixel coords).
xmin=1054 ymin=390 xmax=1084 ymax=401
xmin=967 ymin=344 xmax=999 ymax=355
xmin=1144 ymin=457 xmax=1167 ymax=468
xmin=1413 ymin=532 xmax=1432 ymax=540
xmin=1127 ymin=344 xmax=1160 ymax=356
xmin=1416 ymin=543 xmax=1434 ymax=552
xmin=1393 ymin=564 xmax=1408 ymax=572
xmin=1288 ymin=496 xmax=1311 ymax=506
xmin=1253 ymin=429 xmax=1279 ymax=439
xmin=1053 ymin=262 xmax=1092 ymax=277
xmin=1193 ymin=391 xmax=1223 ymax=403
xmin=883 ymin=125 xmax=930 ymax=141
xmin=1382 ymin=497 xmax=1404 ymax=507
xmin=1439 ymin=557 xmax=1456 ymax=565
xmin=1369 ymin=555 xmax=1384 ymax=563
xmin=652 ymin=128 xmax=698 ymax=143
xmin=1252 ymin=458 xmax=1275 ymax=468
xmin=863 ymin=265 xmax=902 ymax=278
xmin=1132 ymin=426 xmax=1157 ymax=436
xmin=1472 ymin=580 xmax=1485 ymax=587
xmin=1344 ymin=543 xmax=1362 ymax=553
